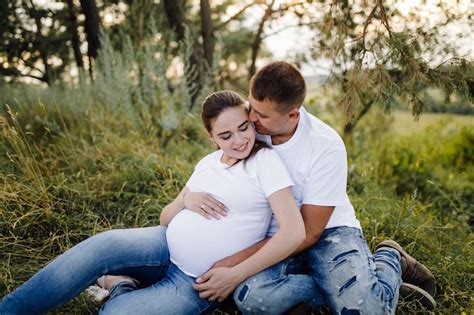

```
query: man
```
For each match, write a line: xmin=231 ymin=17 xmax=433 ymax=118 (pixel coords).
xmin=189 ymin=61 xmax=436 ymax=314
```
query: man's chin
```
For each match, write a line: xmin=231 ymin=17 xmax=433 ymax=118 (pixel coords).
xmin=255 ymin=126 xmax=270 ymax=135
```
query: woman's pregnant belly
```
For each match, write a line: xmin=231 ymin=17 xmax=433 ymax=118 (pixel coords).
xmin=166 ymin=209 xmax=267 ymax=277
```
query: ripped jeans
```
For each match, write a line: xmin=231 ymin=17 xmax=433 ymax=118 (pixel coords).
xmin=234 ymin=226 xmax=402 ymax=315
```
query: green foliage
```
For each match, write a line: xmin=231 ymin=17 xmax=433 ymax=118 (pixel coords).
xmin=0 ymin=24 xmax=214 ymax=147
xmin=1 ymin=83 xmax=473 ymax=313
xmin=309 ymin=0 xmax=473 ymax=134
xmin=0 ymin=0 xmax=72 ymax=84
xmin=372 ymin=122 xmax=473 ymax=220
xmin=344 ymin=110 xmax=473 ymax=312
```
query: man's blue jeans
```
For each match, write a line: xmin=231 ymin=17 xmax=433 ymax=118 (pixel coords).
xmin=233 ymin=227 xmax=402 ymax=315
xmin=0 ymin=226 xmax=170 ymax=314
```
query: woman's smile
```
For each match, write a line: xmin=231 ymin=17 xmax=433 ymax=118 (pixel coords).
xmin=233 ymin=141 xmax=249 ymax=152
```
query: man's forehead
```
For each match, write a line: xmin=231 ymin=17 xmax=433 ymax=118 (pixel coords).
xmin=248 ymin=96 xmax=274 ymax=111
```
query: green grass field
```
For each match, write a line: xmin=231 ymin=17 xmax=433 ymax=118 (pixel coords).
xmin=391 ymin=111 xmax=473 ymax=135
xmin=1 ymin=87 xmax=472 ymax=314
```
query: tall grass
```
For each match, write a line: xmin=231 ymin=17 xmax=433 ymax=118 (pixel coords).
xmin=344 ymin=109 xmax=473 ymax=313
xmin=1 ymin=46 xmax=473 ymax=314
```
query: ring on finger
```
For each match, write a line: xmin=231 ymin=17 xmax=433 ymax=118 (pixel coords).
xmin=201 ymin=204 xmax=205 ymax=209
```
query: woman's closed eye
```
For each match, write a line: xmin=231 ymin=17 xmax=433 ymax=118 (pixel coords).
xmin=238 ymin=122 xmax=249 ymax=132
xmin=220 ymin=133 xmax=231 ymax=140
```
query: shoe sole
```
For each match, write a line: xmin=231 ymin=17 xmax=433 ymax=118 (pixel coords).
xmin=400 ymin=283 xmax=437 ymax=310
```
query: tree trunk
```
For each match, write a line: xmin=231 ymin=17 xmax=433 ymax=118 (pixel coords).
xmin=66 ymin=0 xmax=83 ymax=70
xmin=343 ymin=99 xmax=374 ymax=135
xmin=130 ymin=1 xmax=153 ymax=48
xmin=29 ymin=0 xmax=51 ymax=85
xmin=249 ymin=0 xmax=275 ymax=80
xmin=163 ymin=0 xmax=186 ymax=40
xmin=200 ymin=0 xmax=214 ymax=68
xmin=80 ymin=0 xmax=101 ymax=79
xmin=163 ymin=0 xmax=203 ymax=108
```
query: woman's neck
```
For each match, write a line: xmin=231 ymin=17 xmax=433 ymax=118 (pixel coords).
xmin=221 ymin=154 xmax=238 ymax=166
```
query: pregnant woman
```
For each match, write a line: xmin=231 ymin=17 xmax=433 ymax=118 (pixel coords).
xmin=1 ymin=90 xmax=305 ymax=314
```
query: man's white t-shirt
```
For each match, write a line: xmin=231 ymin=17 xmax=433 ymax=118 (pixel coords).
xmin=258 ymin=107 xmax=361 ymax=236
xmin=166 ymin=148 xmax=293 ymax=277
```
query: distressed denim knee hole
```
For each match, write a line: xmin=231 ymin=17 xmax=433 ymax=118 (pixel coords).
xmin=237 ymin=285 xmax=249 ymax=302
xmin=338 ymin=276 xmax=357 ymax=296
xmin=332 ymin=249 xmax=359 ymax=262
xmin=341 ymin=307 xmax=361 ymax=315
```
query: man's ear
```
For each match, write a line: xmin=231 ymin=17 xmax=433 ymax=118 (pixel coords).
xmin=287 ymin=107 xmax=300 ymax=122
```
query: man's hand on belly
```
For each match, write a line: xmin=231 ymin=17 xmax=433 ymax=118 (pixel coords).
xmin=192 ymin=267 xmax=245 ymax=302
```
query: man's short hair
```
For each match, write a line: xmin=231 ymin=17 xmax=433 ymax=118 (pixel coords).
xmin=250 ymin=61 xmax=306 ymax=113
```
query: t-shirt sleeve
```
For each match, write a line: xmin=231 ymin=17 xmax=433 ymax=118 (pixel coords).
xmin=255 ymin=148 xmax=294 ymax=197
xmin=302 ymin=148 xmax=348 ymax=206
xmin=185 ymin=153 xmax=212 ymax=191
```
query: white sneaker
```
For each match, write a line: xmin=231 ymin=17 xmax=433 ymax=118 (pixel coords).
xmin=85 ymin=285 xmax=110 ymax=303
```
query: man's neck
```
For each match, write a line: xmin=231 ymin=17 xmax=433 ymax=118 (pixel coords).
xmin=271 ymin=120 xmax=299 ymax=145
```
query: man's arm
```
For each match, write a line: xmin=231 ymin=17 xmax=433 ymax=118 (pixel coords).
xmin=212 ymin=239 xmax=268 ymax=268
xmin=212 ymin=204 xmax=334 ymax=268
xmin=294 ymin=204 xmax=334 ymax=253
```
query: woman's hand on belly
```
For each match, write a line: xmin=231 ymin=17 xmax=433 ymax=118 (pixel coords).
xmin=184 ymin=191 xmax=228 ymax=219
xmin=192 ymin=266 xmax=245 ymax=302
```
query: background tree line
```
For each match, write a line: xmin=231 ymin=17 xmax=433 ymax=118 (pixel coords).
xmin=0 ymin=0 xmax=472 ymax=132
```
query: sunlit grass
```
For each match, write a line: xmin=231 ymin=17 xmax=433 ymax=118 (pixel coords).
xmin=390 ymin=110 xmax=474 ymax=135
xmin=1 ymin=86 xmax=472 ymax=314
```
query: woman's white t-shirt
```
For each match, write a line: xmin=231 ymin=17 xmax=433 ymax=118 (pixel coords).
xmin=166 ymin=147 xmax=293 ymax=277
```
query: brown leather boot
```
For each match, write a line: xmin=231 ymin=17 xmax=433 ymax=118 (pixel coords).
xmin=377 ymin=240 xmax=436 ymax=309
xmin=400 ymin=283 xmax=436 ymax=310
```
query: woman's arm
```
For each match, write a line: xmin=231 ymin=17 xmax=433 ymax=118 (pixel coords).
xmin=232 ymin=186 xmax=305 ymax=277
xmin=193 ymin=186 xmax=305 ymax=301
xmin=159 ymin=187 xmax=188 ymax=226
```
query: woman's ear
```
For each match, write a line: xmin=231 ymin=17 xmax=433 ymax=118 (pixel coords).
xmin=209 ymin=133 xmax=219 ymax=149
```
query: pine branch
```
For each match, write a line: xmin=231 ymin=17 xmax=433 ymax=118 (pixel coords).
xmin=262 ymin=21 xmax=320 ymax=39
xmin=215 ymin=3 xmax=257 ymax=30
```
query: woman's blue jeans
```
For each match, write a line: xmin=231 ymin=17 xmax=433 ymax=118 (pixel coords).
xmin=234 ymin=227 xmax=402 ymax=315
xmin=99 ymin=263 xmax=219 ymax=314
xmin=0 ymin=226 xmax=170 ymax=314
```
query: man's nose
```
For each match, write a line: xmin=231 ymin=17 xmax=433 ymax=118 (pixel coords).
xmin=249 ymin=108 xmax=258 ymax=123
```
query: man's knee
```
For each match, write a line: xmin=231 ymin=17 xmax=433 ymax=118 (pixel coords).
xmin=328 ymin=278 xmax=388 ymax=315
xmin=233 ymin=279 xmax=281 ymax=314
xmin=234 ymin=283 xmax=265 ymax=313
